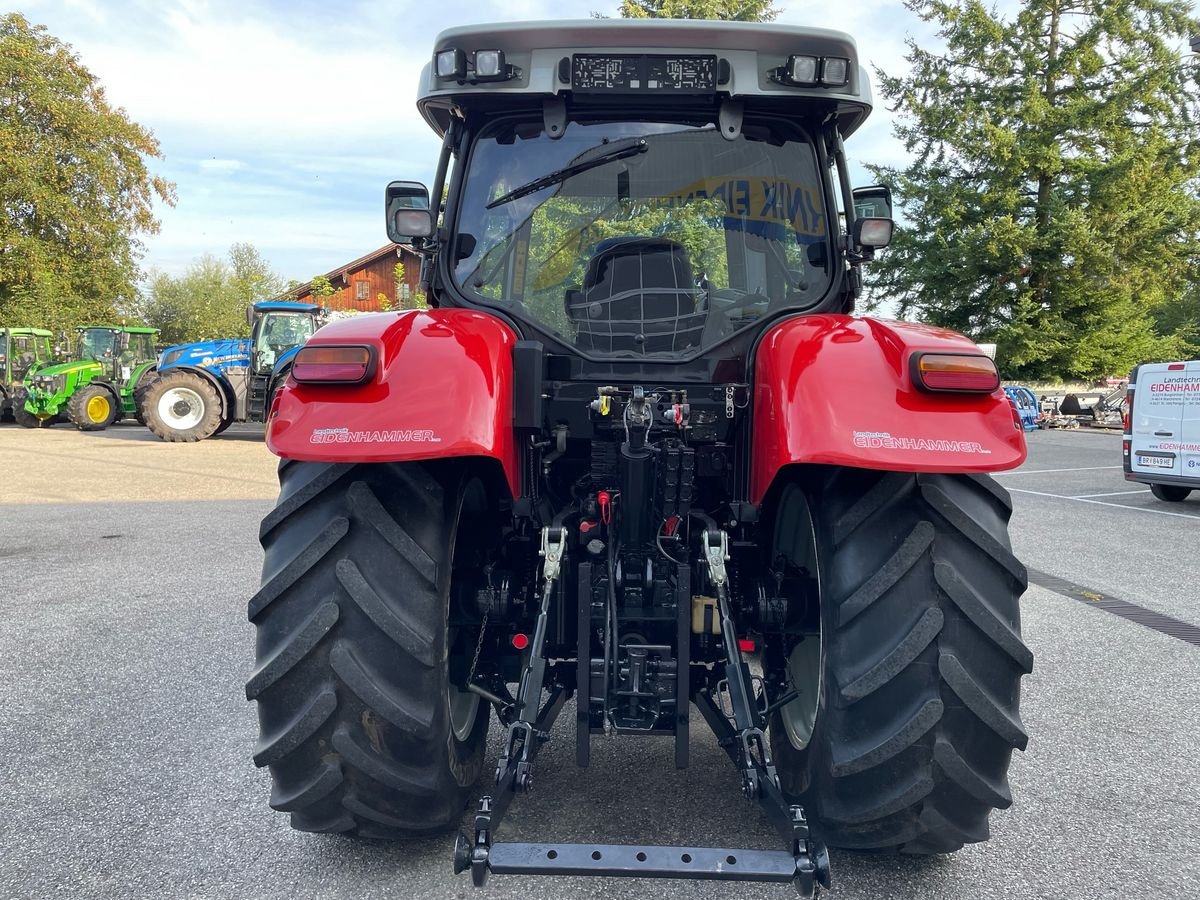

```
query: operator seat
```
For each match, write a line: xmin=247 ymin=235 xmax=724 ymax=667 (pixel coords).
xmin=566 ymin=237 xmax=705 ymax=355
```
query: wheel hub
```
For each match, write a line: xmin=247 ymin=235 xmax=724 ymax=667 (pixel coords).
xmin=86 ymin=395 xmax=110 ymax=423
xmin=158 ymin=386 xmax=205 ymax=429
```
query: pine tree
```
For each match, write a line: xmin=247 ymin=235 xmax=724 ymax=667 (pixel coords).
xmin=619 ymin=0 xmax=778 ymax=22
xmin=868 ymin=0 xmax=1200 ymax=379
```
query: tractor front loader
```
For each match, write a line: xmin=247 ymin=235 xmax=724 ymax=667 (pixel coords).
xmin=246 ymin=20 xmax=1031 ymax=897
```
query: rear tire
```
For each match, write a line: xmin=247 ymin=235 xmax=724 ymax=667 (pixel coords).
xmin=1150 ymin=483 xmax=1191 ymax=502
xmin=768 ymin=470 xmax=1031 ymax=854
xmin=141 ymin=371 xmax=223 ymax=442
xmin=247 ymin=460 xmax=489 ymax=836
xmin=67 ymin=384 xmax=119 ymax=431
xmin=133 ymin=372 xmax=158 ymax=426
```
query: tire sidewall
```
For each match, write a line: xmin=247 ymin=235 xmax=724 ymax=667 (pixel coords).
xmin=768 ymin=478 xmax=835 ymax=807
xmin=441 ymin=472 xmax=491 ymax=788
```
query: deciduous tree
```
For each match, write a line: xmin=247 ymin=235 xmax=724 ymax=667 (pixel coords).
xmin=0 ymin=13 xmax=175 ymax=333
xmin=868 ymin=0 xmax=1200 ymax=379
xmin=134 ymin=244 xmax=283 ymax=345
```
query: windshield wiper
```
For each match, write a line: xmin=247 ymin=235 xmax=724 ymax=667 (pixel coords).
xmin=486 ymin=139 xmax=648 ymax=209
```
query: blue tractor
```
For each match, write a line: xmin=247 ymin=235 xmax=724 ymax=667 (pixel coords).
xmin=139 ymin=301 xmax=325 ymax=441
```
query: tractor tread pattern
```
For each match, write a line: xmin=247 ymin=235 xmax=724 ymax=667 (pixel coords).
xmin=329 ymin=641 xmax=436 ymax=734
xmin=245 ymin=601 xmax=340 ymax=700
xmin=837 ymin=521 xmax=933 ymax=627
xmin=838 ymin=607 xmax=943 ymax=704
xmin=938 ymin=652 xmax=1029 ymax=750
xmin=260 ymin=463 xmax=355 ymax=541
xmin=830 ymin=697 xmax=943 ymax=776
xmin=248 ymin=517 xmax=349 ymax=621
xmin=932 ymin=737 xmax=1012 ymax=809
xmin=934 ymin=562 xmax=1033 ymax=673
xmin=252 ymin=688 xmax=337 ymax=768
xmin=269 ymin=759 xmax=343 ymax=812
xmin=336 ymin=559 xmax=436 ymax=667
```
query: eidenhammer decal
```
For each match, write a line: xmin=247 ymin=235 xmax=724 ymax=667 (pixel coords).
xmin=853 ymin=431 xmax=992 ymax=454
xmin=310 ymin=427 xmax=441 ymax=444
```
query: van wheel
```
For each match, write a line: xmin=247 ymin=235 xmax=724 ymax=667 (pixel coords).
xmin=1150 ymin=484 xmax=1191 ymax=502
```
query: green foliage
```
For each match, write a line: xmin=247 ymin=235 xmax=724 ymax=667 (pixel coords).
xmin=868 ymin=0 xmax=1200 ymax=379
xmin=619 ymin=0 xmax=778 ymax=20
xmin=377 ymin=292 xmax=393 ymax=311
xmin=133 ymin=243 xmax=283 ymax=345
xmin=0 ymin=13 xmax=175 ymax=334
xmin=308 ymin=274 xmax=337 ymax=298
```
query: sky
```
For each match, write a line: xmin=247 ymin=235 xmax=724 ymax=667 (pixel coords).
xmin=18 ymin=0 xmax=939 ymax=286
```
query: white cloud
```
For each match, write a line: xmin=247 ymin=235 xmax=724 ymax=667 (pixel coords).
xmin=197 ymin=158 xmax=247 ymax=174
xmin=20 ymin=0 xmax=930 ymax=284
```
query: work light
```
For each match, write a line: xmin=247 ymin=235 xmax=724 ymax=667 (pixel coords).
xmin=820 ymin=57 xmax=849 ymax=86
xmin=474 ymin=49 xmax=506 ymax=79
xmin=435 ymin=48 xmax=466 ymax=79
xmin=785 ymin=55 xmax=818 ymax=85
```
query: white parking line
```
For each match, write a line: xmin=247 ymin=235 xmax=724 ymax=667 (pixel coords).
xmin=1073 ymin=489 xmax=1151 ymax=499
xmin=1008 ymin=487 xmax=1200 ymax=520
xmin=996 ymin=465 xmax=1123 ymax=476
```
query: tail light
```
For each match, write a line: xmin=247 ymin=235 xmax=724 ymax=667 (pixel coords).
xmin=911 ymin=353 xmax=1001 ymax=393
xmin=292 ymin=345 xmax=376 ymax=384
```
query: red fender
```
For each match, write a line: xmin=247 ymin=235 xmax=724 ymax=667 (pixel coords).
xmin=751 ymin=315 xmax=1026 ymax=503
xmin=266 ymin=309 xmax=520 ymax=497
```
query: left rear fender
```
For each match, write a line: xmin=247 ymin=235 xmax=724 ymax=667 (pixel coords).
xmin=267 ymin=310 xmax=520 ymax=497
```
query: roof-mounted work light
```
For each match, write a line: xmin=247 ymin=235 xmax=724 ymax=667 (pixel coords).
xmin=783 ymin=55 xmax=818 ymax=86
xmin=776 ymin=54 xmax=852 ymax=88
xmin=473 ymin=49 xmax=507 ymax=80
xmin=435 ymin=48 xmax=467 ymax=79
xmin=820 ymin=57 xmax=850 ymax=86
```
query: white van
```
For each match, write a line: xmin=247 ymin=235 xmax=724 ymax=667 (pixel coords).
xmin=1124 ymin=360 xmax=1200 ymax=501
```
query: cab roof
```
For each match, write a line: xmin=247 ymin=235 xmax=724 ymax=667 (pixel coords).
xmin=76 ymin=325 xmax=159 ymax=334
xmin=418 ymin=19 xmax=872 ymax=137
xmin=254 ymin=301 xmax=324 ymax=314
xmin=1 ymin=327 xmax=52 ymax=336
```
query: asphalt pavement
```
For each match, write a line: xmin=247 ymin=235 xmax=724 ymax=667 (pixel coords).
xmin=0 ymin=425 xmax=1197 ymax=899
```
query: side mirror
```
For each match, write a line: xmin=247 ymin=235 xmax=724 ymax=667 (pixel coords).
xmin=117 ymin=331 xmax=131 ymax=351
xmin=246 ymin=304 xmax=256 ymax=327
xmin=852 ymin=217 xmax=894 ymax=250
xmin=852 ymin=184 xmax=893 ymax=220
xmin=386 ymin=181 xmax=433 ymax=244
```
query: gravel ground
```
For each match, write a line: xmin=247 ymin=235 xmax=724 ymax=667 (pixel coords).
xmin=0 ymin=426 xmax=1197 ymax=899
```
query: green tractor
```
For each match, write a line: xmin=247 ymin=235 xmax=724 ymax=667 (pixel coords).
xmin=20 ymin=325 xmax=159 ymax=430
xmin=1 ymin=327 xmax=55 ymax=423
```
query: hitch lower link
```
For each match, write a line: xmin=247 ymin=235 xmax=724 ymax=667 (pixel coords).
xmin=453 ymin=527 xmax=832 ymax=896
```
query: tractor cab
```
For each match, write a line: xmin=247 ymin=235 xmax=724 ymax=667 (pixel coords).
xmin=0 ymin=327 xmax=54 ymax=420
xmin=250 ymin=306 xmax=321 ymax=377
xmin=387 ymin=20 xmax=894 ymax=375
xmin=246 ymin=302 xmax=324 ymax=422
xmin=76 ymin=326 xmax=157 ymax=383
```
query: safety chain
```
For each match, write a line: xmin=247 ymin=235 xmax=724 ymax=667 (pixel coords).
xmin=468 ymin=607 xmax=489 ymax=686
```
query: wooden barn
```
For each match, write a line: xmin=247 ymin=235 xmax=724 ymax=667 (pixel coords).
xmin=279 ymin=243 xmax=422 ymax=311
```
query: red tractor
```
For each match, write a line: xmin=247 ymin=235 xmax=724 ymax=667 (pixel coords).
xmin=247 ymin=20 xmax=1030 ymax=896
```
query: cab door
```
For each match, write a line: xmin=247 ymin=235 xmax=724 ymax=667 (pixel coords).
xmin=1130 ymin=363 xmax=1187 ymax=477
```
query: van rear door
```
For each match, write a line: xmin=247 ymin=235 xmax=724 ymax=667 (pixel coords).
xmin=1129 ymin=362 xmax=1188 ymax=477
xmin=1179 ymin=360 xmax=1200 ymax=477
